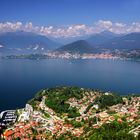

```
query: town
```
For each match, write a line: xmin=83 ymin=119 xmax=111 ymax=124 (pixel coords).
xmin=0 ymin=87 xmax=140 ymax=140
xmin=3 ymin=49 xmax=140 ymax=61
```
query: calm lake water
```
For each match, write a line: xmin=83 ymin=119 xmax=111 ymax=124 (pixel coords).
xmin=0 ymin=59 xmax=140 ymax=111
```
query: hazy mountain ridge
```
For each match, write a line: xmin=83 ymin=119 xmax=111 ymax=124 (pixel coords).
xmin=1 ymin=31 xmax=140 ymax=56
xmin=0 ymin=31 xmax=61 ymax=54
xmin=100 ymin=32 xmax=140 ymax=49
xmin=55 ymin=40 xmax=95 ymax=54
xmin=53 ymin=31 xmax=140 ymax=54
xmin=86 ymin=31 xmax=120 ymax=46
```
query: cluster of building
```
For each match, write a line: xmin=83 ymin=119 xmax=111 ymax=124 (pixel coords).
xmin=3 ymin=121 xmax=40 ymax=139
xmin=1 ymin=92 xmax=140 ymax=139
xmin=47 ymin=52 xmax=120 ymax=60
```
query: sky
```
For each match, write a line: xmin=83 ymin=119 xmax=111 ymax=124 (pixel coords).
xmin=0 ymin=0 xmax=140 ymax=38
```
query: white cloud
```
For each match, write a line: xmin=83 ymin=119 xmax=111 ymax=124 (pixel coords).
xmin=25 ymin=22 xmax=33 ymax=30
xmin=0 ymin=20 xmax=140 ymax=38
xmin=0 ymin=44 xmax=4 ymax=48
xmin=115 ymin=22 xmax=126 ymax=28
xmin=0 ymin=22 xmax=23 ymax=33
xmin=96 ymin=20 xmax=113 ymax=29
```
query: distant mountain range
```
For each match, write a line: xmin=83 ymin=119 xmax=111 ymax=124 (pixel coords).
xmin=0 ymin=31 xmax=61 ymax=54
xmin=0 ymin=30 xmax=140 ymax=55
xmin=55 ymin=40 xmax=94 ymax=54
xmin=86 ymin=31 xmax=120 ymax=46
xmin=99 ymin=32 xmax=140 ymax=49
xmin=55 ymin=31 xmax=140 ymax=54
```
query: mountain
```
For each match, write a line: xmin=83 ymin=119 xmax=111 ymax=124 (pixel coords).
xmin=51 ymin=35 xmax=89 ymax=44
xmin=86 ymin=31 xmax=120 ymax=46
xmin=1 ymin=87 xmax=140 ymax=139
xmin=55 ymin=40 xmax=94 ymax=54
xmin=100 ymin=32 xmax=140 ymax=49
xmin=0 ymin=31 xmax=61 ymax=54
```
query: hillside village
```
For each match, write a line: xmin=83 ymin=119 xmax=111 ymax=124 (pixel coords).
xmin=0 ymin=87 xmax=140 ymax=140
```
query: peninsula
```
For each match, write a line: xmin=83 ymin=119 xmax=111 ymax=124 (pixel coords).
xmin=0 ymin=87 xmax=140 ymax=140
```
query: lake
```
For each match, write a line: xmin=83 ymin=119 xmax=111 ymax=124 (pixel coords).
xmin=0 ymin=59 xmax=140 ymax=111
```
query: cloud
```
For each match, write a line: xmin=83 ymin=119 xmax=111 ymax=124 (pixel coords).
xmin=0 ymin=20 xmax=140 ymax=38
xmin=96 ymin=20 xmax=113 ymax=29
xmin=115 ymin=22 xmax=126 ymax=27
xmin=25 ymin=22 xmax=33 ymax=30
xmin=0 ymin=22 xmax=23 ymax=32
xmin=0 ymin=44 xmax=4 ymax=48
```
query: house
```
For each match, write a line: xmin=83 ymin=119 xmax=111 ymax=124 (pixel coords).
xmin=4 ymin=129 xmax=14 ymax=138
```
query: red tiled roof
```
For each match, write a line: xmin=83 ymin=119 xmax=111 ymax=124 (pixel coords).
xmin=4 ymin=130 xmax=14 ymax=137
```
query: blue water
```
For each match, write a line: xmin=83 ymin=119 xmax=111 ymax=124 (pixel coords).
xmin=0 ymin=59 xmax=140 ymax=111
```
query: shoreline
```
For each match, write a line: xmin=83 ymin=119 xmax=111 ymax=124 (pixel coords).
xmin=1 ymin=55 xmax=140 ymax=62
